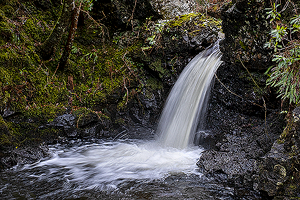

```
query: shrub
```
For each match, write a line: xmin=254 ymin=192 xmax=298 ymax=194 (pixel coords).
xmin=265 ymin=2 xmax=300 ymax=105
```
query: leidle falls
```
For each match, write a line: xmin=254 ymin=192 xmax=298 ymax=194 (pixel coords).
xmin=0 ymin=43 xmax=240 ymax=199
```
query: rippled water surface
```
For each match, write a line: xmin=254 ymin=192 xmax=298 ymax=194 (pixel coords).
xmin=0 ymin=139 xmax=244 ymax=200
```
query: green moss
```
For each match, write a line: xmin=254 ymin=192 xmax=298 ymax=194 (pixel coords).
xmin=149 ymin=59 xmax=169 ymax=78
xmin=146 ymin=77 xmax=163 ymax=91
xmin=0 ymin=0 xmax=168 ymax=146
xmin=1 ymin=0 xmax=18 ymax=7
xmin=0 ymin=115 xmax=11 ymax=146
xmin=0 ymin=9 xmax=5 ymax=21
xmin=72 ymin=107 xmax=110 ymax=128
xmin=1 ymin=5 xmax=14 ymax=18
xmin=0 ymin=21 xmax=13 ymax=44
xmin=277 ymin=139 xmax=285 ymax=144
xmin=23 ymin=18 xmax=50 ymax=42
xmin=239 ymin=40 xmax=247 ymax=50
xmin=24 ymin=104 xmax=66 ymax=123
xmin=167 ymin=12 xmax=222 ymax=30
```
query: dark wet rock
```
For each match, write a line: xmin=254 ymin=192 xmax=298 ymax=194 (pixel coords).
xmin=48 ymin=111 xmax=113 ymax=139
xmin=51 ymin=114 xmax=76 ymax=129
xmin=50 ymin=114 xmax=77 ymax=137
xmin=255 ymin=107 xmax=300 ymax=198
xmin=74 ymin=110 xmax=99 ymax=128
xmin=2 ymin=107 xmax=16 ymax=118
xmin=0 ymin=145 xmax=48 ymax=171
xmin=194 ymin=130 xmax=217 ymax=150
xmin=198 ymin=150 xmax=256 ymax=177
xmin=92 ymin=0 xmax=160 ymax=32
xmin=220 ymin=0 xmax=272 ymax=71
xmin=189 ymin=27 xmax=220 ymax=51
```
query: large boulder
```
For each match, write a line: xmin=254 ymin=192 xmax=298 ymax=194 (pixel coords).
xmin=150 ymin=0 xmax=197 ymax=19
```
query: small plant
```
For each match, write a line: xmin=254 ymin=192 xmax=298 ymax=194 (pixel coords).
xmin=264 ymin=2 xmax=300 ymax=105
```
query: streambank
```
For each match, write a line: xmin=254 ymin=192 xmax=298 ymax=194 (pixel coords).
xmin=0 ymin=0 xmax=299 ymax=199
xmin=0 ymin=0 xmax=221 ymax=170
xmin=196 ymin=0 xmax=300 ymax=199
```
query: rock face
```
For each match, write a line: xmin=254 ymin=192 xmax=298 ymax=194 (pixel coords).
xmin=255 ymin=107 xmax=300 ymax=198
xmin=196 ymin=0 xmax=300 ymax=199
xmin=150 ymin=0 xmax=197 ymax=19
xmin=216 ymin=0 xmax=276 ymax=116
xmin=198 ymin=103 xmax=285 ymax=196
xmin=220 ymin=0 xmax=272 ymax=71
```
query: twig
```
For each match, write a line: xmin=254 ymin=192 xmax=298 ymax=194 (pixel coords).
xmin=262 ymin=96 xmax=268 ymax=135
xmin=81 ymin=10 xmax=109 ymax=40
xmin=51 ymin=63 xmax=60 ymax=80
xmin=215 ymin=73 xmax=243 ymax=101
xmin=239 ymin=58 xmax=268 ymax=134
xmin=238 ymin=57 xmax=261 ymax=91
xmin=129 ymin=0 xmax=138 ymax=22
xmin=123 ymin=76 xmax=129 ymax=105
xmin=214 ymin=73 xmax=264 ymax=109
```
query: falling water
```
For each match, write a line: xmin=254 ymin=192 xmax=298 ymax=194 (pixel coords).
xmin=157 ymin=43 xmax=222 ymax=149
xmin=0 ymin=42 xmax=228 ymax=200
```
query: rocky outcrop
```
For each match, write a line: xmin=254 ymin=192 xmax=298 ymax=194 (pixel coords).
xmin=198 ymin=104 xmax=285 ymax=196
xmin=216 ymin=0 xmax=276 ymax=116
xmin=197 ymin=0 xmax=300 ymax=199
xmin=220 ymin=0 xmax=272 ymax=71
xmin=255 ymin=107 xmax=300 ymax=198
xmin=150 ymin=0 xmax=197 ymax=19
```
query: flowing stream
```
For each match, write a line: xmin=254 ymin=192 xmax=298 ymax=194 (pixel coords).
xmin=157 ymin=43 xmax=222 ymax=149
xmin=0 ymin=44 xmax=251 ymax=199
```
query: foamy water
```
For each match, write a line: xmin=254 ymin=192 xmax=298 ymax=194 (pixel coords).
xmin=28 ymin=140 xmax=203 ymax=189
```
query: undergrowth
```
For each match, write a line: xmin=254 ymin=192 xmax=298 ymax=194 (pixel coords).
xmin=0 ymin=0 xmax=222 ymax=147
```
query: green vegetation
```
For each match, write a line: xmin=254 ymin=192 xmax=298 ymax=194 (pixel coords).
xmin=0 ymin=0 xmax=146 ymax=147
xmin=0 ymin=0 xmax=222 ymax=148
xmin=265 ymin=2 xmax=300 ymax=105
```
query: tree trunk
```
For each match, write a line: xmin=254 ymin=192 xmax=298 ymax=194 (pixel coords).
xmin=38 ymin=0 xmax=73 ymax=60
xmin=59 ymin=2 xmax=82 ymax=70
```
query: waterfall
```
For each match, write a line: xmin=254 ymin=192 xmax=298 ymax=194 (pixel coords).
xmin=157 ymin=43 xmax=222 ymax=149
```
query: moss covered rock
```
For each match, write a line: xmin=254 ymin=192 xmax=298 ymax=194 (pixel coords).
xmin=256 ymin=107 xmax=300 ymax=198
xmin=150 ymin=0 xmax=197 ymax=19
xmin=0 ymin=115 xmax=10 ymax=147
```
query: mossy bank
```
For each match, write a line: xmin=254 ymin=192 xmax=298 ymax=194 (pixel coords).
xmin=0 ymin=0 xmax=221 ymax=169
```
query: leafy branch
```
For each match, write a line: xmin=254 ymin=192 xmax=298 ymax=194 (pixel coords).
xmin=264 ymin=1 xmax=300 ymax=105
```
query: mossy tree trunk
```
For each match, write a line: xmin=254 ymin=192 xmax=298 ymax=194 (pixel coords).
xmin=59 ymin=2 xmax=82 ymax=70
xmin=38 ymin=0 xmax=73 ymax=60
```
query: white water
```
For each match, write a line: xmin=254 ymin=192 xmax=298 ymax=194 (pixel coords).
xmin=30 ymin=140 xmax=203 ymax=190
xmin=14 ymin=44 xmax=222 ymax=193
xmin=157 ymin=43 xmax=222 ymax=149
